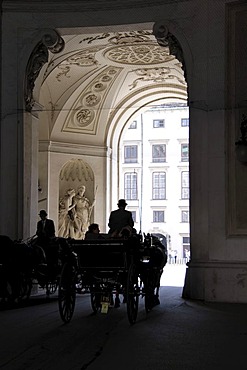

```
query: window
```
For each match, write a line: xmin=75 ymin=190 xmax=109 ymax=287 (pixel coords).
xmin=131 ymin=211 xmax=136 ymax=222
xmin=153 ymin=211 xmax=164 ymax=222
xmin=181 ymin=210 xmax=189 ymax=222
xmin=153 ymin=119 xmax=165 ymax=128
xmin=181 ymin=143 xmax=189 ymax=162
xmin=129 ymin=120 xmax=137 ymax=129
xmin=124 ymin=172 xmax=137 ymax=200
xmin=182 ymin=236 xmax=190 ymax=260
xmin=124 ymin=145 xmax=137 ymax=163
xmin=152 ymin=144 xmax=166 ymax=162
xmin=181 ymin=118 xmax=189 ymax=127
xmin=152 ymin=172 xmax=166 ymax=199
xmin=181 ymin=171 xmax=189 ymax=199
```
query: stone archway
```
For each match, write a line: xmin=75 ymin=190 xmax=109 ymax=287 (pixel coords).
xmin=1 ymin=0 xmax=246 ymax=304
xmin=32 ymin=23 xmax=189 ymax=235
xmin=22 ymin=22 xmax=189 ymax=239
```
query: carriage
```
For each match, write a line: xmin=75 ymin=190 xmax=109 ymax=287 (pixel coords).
xmin=0 ymin=235 xmax=62 ymax=304
xmin=58 ymin=233 xmax=167 ymax=324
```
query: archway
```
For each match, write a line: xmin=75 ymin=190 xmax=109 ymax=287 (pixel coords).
xmin=25 ymin=22 xmax=189 ymax=239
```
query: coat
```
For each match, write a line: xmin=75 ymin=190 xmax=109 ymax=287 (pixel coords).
xmin=108 ymin=208 xmax=134 ymax=234
xmin=36 ymin=218 xmax=55 ymax=239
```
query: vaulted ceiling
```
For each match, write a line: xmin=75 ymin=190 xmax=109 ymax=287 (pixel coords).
xmin=38 ymin=27 xmax=187 ymax=145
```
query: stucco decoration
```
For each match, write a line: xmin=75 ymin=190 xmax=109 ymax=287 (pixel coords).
xmin=129 ymin=66 xmax=186 ymax=90
xmin=75 ymin=108 xmax=95 ymax=127
xmin=42 ymin=31 xmax=65 ymax=54
xmin=24 ymin=30 xmax=65 ymax=112
xmin=60 ymin=158 xmax=94 ymax=182
xmin=153 ymin=22 xmax=187 ymax=81
xmin=81 ymin=30 xmax=151 ymax=45
xmin=104 ymin=44 xmax=172 ymax=65
xmin=53 ymin=47 xmax=103 ymax=81
xmin=63 ymin=66 xmax=122 ymax=133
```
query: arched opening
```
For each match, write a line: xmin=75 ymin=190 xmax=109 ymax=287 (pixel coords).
xmin=25 ymin=23 xmax=189 ymax=242
xmin=118 ymin=102 xmax=189 ymax=262
xmin=1 ymin=0 xmax=245 ymax=307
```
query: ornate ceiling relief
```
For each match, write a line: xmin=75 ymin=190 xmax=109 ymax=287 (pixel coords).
xmin=104 ymin=44 xmax=171 ymax=65
xmin=153 ymin=22 xmax=187 ymax=81
xmin=62 ymin=66 xmax=122 ymax=134
xmin=25 ymin=30 xmax=65 ymax=112
xmin=81 ymin=30 xmax=152 ymax=46
xmin=54 ymin=46 xmax=103 ymax=81
xmin=44 ymin=29 xmax=187 ymax=137
xmin=129 ymin=66 xmax=186 ymax=90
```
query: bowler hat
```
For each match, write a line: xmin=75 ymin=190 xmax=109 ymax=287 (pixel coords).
xmin=118 ymin=199 xmax=127 ymax=206
xmin=39 ymin=210 xmax=47 ymax=216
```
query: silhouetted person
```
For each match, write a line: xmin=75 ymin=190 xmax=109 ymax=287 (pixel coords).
xmin=36 ymin=210 xmax=55 ymax=245
xmin=108 ymin=199 xmax=134 ymax=237
xmin=36 ymin=210 xmax=57 ymax=276
xmin=85 ymin=223 xmax=105 ymax=240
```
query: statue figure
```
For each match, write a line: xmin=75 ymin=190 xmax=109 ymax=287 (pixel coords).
xmin=58 ymin=188 xmax=76 ymax=238
xmin=71 ymin=185 xmax=96 ymax=239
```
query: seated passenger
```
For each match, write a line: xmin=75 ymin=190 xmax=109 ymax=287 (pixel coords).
xmin=84 ymin=223 xmax=105 ymax=240
xmin=108 ymin=199 xmax=134 ymax=238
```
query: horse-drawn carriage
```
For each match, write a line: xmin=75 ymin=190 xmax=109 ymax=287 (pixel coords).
xmin=58 ymin=233 xmax=167 ymax=324
xmin=0 ymin=235 xmax=62 ymax=304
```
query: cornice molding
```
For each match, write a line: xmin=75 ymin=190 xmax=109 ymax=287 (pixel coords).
xmin=39 ymin=140 xmax=108 ymax=157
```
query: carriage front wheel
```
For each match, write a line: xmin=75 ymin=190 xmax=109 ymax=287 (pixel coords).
xmin=58 ymin=262 xmax=76 ymax=323
xmin=126 ymin=262 xmax=140 ymax=325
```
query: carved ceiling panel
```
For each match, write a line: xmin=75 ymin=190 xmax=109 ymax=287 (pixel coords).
xmin=62 ymin=66 xmax=122 ymax=134
xmin=38 ymin=29 xmax=187 ymax=140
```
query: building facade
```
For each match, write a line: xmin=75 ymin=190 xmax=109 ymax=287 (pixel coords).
xmin=120 ymin=104 xmax=190 ymax=261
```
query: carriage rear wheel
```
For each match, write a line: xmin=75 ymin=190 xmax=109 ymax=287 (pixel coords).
xmin=58 ymin=262 xmax=76 ymax=323
xmin=126 ymin=262 xmax=140 ymax=325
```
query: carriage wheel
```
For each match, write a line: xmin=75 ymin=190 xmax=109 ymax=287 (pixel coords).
xmin=58 ymin=262 xmax=76 ymax=323
xmin=46 ymin=281 xmax=58 ymax=296
xmin=126 ymin=262 xmax=140 ymax=325
xmin=90 ymin=284 xmax=102 ymax=313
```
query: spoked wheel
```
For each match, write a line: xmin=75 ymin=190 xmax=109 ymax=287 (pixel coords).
xmin=46 ymin=265 xmax=60 ymax=296
xmin=90 ymin=283 xmax=102 ymax=313
xmin=58 ymin=262 xmax=76 ymax=323
xmin=46 ymin=281 xmax=58 ymax=296
xmin=126 ymin=262 xmax=140 ymax=325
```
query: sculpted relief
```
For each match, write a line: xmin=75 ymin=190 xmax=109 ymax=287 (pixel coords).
xmin=58 ymin=185 xmax=96 ymax=239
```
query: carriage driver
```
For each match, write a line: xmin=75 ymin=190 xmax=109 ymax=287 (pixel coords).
xmin=108 ymin=199 xmax=134 ymax=238
xmin=36 ymin=210 xmax=56 ymax=246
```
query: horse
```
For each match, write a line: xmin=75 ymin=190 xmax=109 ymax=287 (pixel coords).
xmin=0 ymin=235 xmax=34 ymax=303
xmin=139 ymin=233 xmax=168 ymax=310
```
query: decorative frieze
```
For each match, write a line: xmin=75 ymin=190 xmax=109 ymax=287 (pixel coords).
xmin=24 ymin=30 xmax=65 ymax=112
xmin=153 ymin=22 xmax=187 ymax=81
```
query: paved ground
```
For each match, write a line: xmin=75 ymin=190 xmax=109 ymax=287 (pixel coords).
xmin=0 ymin=264 xmax=246 ymax=370
xmin=160 ymin=263 xmax=186 ymax=287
